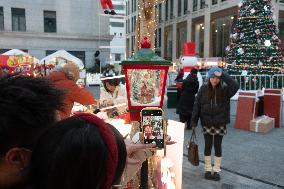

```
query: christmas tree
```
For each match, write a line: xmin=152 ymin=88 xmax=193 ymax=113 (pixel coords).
xmin=226 ymin=0 xmax=284 ymax=76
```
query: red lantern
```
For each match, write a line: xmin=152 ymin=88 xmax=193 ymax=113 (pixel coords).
xmin=120 ymin=40 xmax=172 ymax=121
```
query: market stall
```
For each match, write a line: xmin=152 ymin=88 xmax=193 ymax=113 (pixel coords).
xmin=37 ymin=50 xmax=84 ymax=76
xmin=0 ymin=49 xmax=39 ymax=75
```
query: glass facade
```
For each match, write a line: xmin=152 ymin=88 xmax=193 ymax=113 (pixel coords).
xmin=211 ymin=16 xmax=236 ymax=58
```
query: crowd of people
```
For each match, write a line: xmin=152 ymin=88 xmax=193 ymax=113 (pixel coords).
xmin=0 ymin=62 xmax=239 ymax=188
xmin=0 ymin=63 xmax=176 ymax=189
xmin=176 ymin=66 xmax=239 ymax=181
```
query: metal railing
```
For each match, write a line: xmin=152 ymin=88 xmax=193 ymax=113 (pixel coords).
xmin=169 ymin=73 xmax=284 ymax=90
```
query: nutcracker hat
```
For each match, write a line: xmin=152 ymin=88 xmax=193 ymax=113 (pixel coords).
xmin=183 ymin=42 xmax=196 ymax=56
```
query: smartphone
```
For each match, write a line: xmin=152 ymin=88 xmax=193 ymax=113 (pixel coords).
xmin=141 ymin=108 xmax=164 ymax=149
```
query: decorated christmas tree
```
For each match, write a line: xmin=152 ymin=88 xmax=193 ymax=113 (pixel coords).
xmin=226 ymin=0 xmax=284 ymax=75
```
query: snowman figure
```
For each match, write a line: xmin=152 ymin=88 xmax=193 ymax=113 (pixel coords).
xmin=180 ymin=42 xmax=203 ymax=88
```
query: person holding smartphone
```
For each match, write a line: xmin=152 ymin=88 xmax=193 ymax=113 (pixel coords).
xmin=190 ymin=66 xmax=239 ymax=181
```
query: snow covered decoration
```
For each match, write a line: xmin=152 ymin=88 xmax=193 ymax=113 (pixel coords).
xmin=240 ymin=33 xmax=244 ymax=39
xmin=258 ymin=61 xmax=263 ymax=66
xmin=250 ymin=8 xmax=256 ymax=14
xmin=264 ymin=40 xmax=271 ymax=47
xmin=272 ymin=35 xmax=278 ymax=40
xmin=255 ymin=29 xmax=261 ymax=35
xmin=237 ymin=48 xmax=245 ymax=55
xmin=226 ymin=46 xmax=231 ymax=52
xmin=232 ymin=33 xmax=238 ymax=39
xmin=238 ymin=1 xmax=243 ymax=7
xmin=264 ymin=5 xmax=268 ymax=11
xmin=232 ymin=60 xmax=237 ymax=66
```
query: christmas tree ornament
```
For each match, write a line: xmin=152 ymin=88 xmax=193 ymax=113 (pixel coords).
xmin=226 ymin=46 xmax=231 ymax=52
xmin=238 ymin=48 xmax=245 ymax=55
xmin=264 ymin=40 xmax=271 ymax=47
xmin=258 ymin=61 xmax=263 ymax=66
xmin=238 ymin=2 xmax=243 ymax=7
xmin=255 ymin=29 xmax=261 ymax=35
xmin=240 ymin=33 xmax=244 ymax=39
xmin=264 ymin=5 xmax=268 ymax=11
xmin=250 ymin=8 xmax=256 ymax=14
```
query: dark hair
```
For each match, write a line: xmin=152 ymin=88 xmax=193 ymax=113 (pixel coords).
xmin=31 ymin=116 xmax=127 ymax=189
xmin=0 ymin=75 xmax=65 ymax=155
xmin=191 ymin=68 xmax=198 ymax=74
xmin=207 ymin=79 xmax=225 ymax=102
xmin=103 ymin=78 xmax=120 ymax=92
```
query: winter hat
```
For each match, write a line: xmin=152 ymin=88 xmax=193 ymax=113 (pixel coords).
xmin=207 ymin=66 xmax=222 ymax=78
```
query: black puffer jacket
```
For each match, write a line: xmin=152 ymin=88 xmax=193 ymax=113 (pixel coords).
xmin=190 ymin=72 xmax=239 ymax=127
xmin=176 ymin=73 xmax=199 ymax=116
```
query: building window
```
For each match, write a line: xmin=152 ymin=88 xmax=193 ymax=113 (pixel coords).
xmin=44 ymin=11 xmax=56 ymax=33
xmin=0 ymin=7 xmax=4 ymax=30
xmin=110 ymin=22 xmax=124 ymax=27
xmin=200 ymin=0 xmax=205 ymax=9
xmin=170 ymin=0 xmax=174 ymax=19
xmin=158 ymin=28 xmax=161 ymax=47
xmin=131 ymin=0 xmax=134 ymax=13
xmin=134 ymin=16 xmax=136 ymax=30
xmin=11 ymin=8 xmax=26 ymax=31
xmin=134 ymin=0 xmax=136 ymax=12
xmin=184 ymin=0 xmax=188 ymax=14
xmin=115 ymin=54 xmax=121 ymax=61
xmin=120 ymin=33 xmax=122 ymax=36
xmin=126 ymin=2 xmax=128 ymax=15
xmin=178 ymin=0 xmax=182 ymax=17
xmin=158 ymin=3 xmax=162 ymax=23
xmin=165 ymin=0 xmax=169 ymax=21
xmin=113 ymin=5 xmax=125 ymax=10
xmin=193 ymin=0 xmax=198 ymax=12
xmin=212 ymin=0 xmax=218 ymax=5
xmin=114 ymin=32 xmax=117 ymax=36
xmin=68 ymin=51 xmax=86 ymax=65
xmin=280 ymin=0 xmax=284 ymax=3
xmin=221 ymin=0 xmax=227 ymax=1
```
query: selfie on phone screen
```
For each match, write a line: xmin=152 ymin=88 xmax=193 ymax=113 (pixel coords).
xmin=142 ymin=109 xmax=164 ymax=148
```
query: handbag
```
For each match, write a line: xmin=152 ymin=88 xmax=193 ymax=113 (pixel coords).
xmin=188 ymin=127 xmax=199 ymax=166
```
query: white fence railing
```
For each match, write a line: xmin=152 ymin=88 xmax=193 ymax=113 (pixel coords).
xmin=169 ymin=73 xmax=284 ymax=90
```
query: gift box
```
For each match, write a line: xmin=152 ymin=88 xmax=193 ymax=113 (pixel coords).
xmin=250 ymin=115 xmax=274 ymax=133
xmin=264 ymin=89 xmax=282 ymax=128
xmin=235 ymin=91 xmax=260 ymax=131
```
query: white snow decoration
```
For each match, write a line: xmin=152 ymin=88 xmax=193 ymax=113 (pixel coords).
xmin=233 ymin=33 xmax=238 ymax=39
xmin=258 ymin=61 xmax=263 ymax=66
xmin=264 ymin=5 xmax=268 ymax=11
xmin=226 ymin=46 xmax=231 ymax=52
xmin=255 ymin=29 xmax=260 ymax=35
xmin=237 ymin=48 xmax=244 ymax=55
xmin=238 ymin=2 xmax=243 ymax=7
xmin=241 ymin=70 xmax=248 ymax=76
xmin=272 ymin=35 xmax=278 ymax=40
xmin=269 ymin=57 xmax=273 ymax=61
xmin=250 ymin=8 xmax=255 ymax=14
xmin=264 ymin=40 xmax=271 ymax=47
xmin=232 ymin=60 xmax=237 ymax=66
xmin=240 ymin=33 xmax=244 ymax=39
xmin=131 ymin=96 xmax=161 ymax=106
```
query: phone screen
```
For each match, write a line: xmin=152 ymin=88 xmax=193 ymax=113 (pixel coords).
xmin=141 ymin=109 xmax=164 ymax=148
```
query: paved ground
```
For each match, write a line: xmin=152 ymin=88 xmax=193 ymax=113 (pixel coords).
xmin=88 ymin=86 xmax=284 ymax=189
xmin=165 ymin=108 xmax=284 ymax=189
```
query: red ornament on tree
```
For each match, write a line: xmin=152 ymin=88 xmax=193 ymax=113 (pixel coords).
xmin=140 ymin=37 xmax=151 ymax=48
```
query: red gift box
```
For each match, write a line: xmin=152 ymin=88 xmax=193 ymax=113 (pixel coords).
xmin=235 ymin=91 xmax=259 ymax=131
xmin=264 ymin=89 xmax=282 ymax=128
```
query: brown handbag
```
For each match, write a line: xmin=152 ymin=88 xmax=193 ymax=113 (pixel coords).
xmin=188 ymin=128 xmax=199 ymax=166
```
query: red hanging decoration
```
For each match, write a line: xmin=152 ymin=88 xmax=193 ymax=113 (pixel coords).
xmin=140 ymin=36 xmax=151 ymax=49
